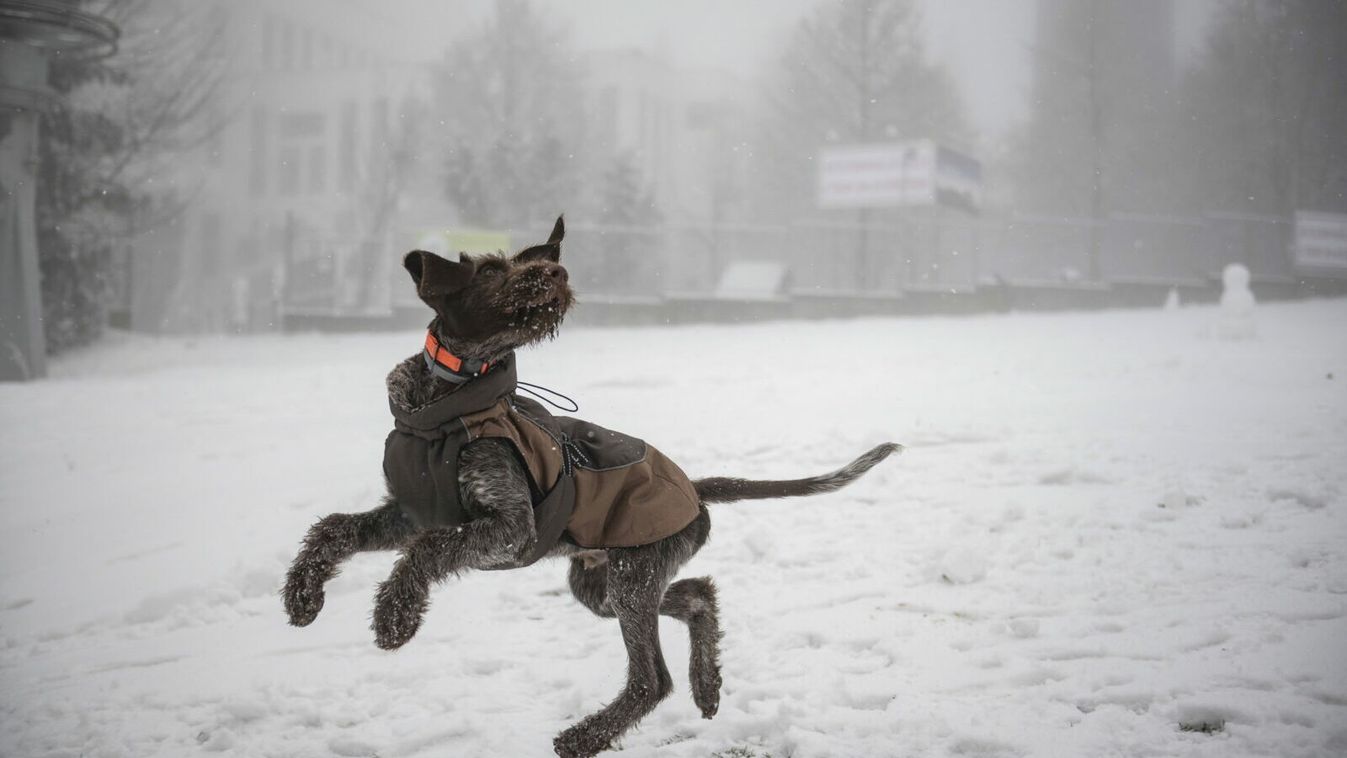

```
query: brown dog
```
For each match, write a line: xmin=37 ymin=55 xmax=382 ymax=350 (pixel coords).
xmin=281 ymin=216 xmax=900 ymax=757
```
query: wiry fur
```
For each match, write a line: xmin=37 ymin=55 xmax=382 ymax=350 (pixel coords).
xmin=283 ymin=498 xmax=418 ymax=627
xmin=694 ymin=442 xmax=902 ymax=503
xmin=372 ymin=437 xmax=538 ymax=649
xmin=385 ymin=354 xmax=442 ymax=413
xmin=281 ymin=217 xmax=898 ymax=757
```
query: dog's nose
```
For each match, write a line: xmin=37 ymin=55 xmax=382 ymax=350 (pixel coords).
xmin=544 ymin=264 xmax=568 ymax=284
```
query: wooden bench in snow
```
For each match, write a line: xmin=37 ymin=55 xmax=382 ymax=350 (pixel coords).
xmin=714 ymin=261 xmax=792 ymax=302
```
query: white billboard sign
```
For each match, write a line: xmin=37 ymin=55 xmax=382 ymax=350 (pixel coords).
xmin=818 ymin=140 xmax=981 ymax=211
xmin=818 ymin=141 xmax=934 ymax=209
xmin=1294 ymin=210 xmax=1347 ymax=275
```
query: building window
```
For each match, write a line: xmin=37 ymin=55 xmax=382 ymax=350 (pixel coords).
xmin=262 ymin=15 xmax=274 ymax=69
xmin=278 ymin=145 xmax=301 ymax=196
xmin=206 ymin=118 xmax=223 ymax=167
xmin=200 ymin=213 xmax=222 ymax=276
xmin=280 ymin=20 xmax=294 ymax=71
xmin=279 ymin=111 xmax=324 ymax=139
xmin=371 ymin=97 xmax=389 ymax=142
xmin=638 ymin=90 xmax=648 ymax=151
xmin=598 ymin=86 xmax=617 ymax=148
xmin=308 ymin=145 xmax=326 ymax=193
xmin=249 ymin=106 xmax=268 ymax=193
xmin=275 ymin=111 xmax=326 ymax=196
xmin=339 ymin=101 xmax=356 ymax=191
xmin=654 ymin=97 xmax=665 ymax=158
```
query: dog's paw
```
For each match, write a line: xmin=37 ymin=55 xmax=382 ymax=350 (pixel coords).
xmin=282 ymin=567 xmax=326 ymax=627
xmin=692 ymin=666 xmax=722 ymax=719
xmin=553 ymin=721 xmax=612 ymax=758
xmin=371 ymin=573 xmax=428 ymax=650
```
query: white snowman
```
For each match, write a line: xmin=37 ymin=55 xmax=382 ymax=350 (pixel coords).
xmin=1217 ymin=263 xmax=1257 ymax=339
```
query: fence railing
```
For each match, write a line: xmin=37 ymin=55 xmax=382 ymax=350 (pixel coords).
xmin=263 ymin=210 xmax=1302 ymax=326
xmin=512 ymin=211 xmax=1295 ymax=299
xmin=118 ymin=208 xmax=1307 ymax=334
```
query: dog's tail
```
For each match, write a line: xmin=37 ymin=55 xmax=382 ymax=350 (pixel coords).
xmin=692 ymin=443 xmax=902 ymax=504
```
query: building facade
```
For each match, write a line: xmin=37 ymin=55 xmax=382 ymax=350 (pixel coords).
xmin=124 ymin=0 xmax=428 ymax=333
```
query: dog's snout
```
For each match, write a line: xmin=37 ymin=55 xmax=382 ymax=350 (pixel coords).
xmin=545 ymin=264 xmax=568 ymax=284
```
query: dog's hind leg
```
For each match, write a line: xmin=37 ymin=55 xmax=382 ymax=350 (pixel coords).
xmin=567 ymin=556 xmax=614 ymax=618
xmin=568 ymin=557 xmax=722 ymax=719
xmin=283 ymin=498 xmax=415 ymax=627
xmin=659 ymin=577 xmax=722 ymax=718
xmin=654 ymin=506 xmax=720 ymax=718
xmin=555 ymin=544 xmax=674 ymax=758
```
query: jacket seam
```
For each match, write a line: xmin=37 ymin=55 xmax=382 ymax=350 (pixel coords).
xmin=515 ymin=407 xmax=650 ymax=472
xmin=570 ymin=445 xmax=648 ymax=472
xmin=513 ymin=402 xmax=566 ymax=449
xmin=651 ymin=469 xmax=700 ymax=507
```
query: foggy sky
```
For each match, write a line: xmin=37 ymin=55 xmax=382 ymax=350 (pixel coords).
xmin=360 ymin=0 xmax=1214 ymax=140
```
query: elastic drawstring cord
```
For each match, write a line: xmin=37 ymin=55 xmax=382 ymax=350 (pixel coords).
xmin=516 ymin=380 xmax=580 ymax=413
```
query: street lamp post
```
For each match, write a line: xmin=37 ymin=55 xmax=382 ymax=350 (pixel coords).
xmin=0 ymin=0 xmax=117 ymax=381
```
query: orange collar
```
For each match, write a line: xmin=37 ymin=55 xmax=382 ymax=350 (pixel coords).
xmin=423 ymin=331 xmax=491 ymax=384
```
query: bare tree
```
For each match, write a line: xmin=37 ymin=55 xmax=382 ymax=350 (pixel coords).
xmin=756 ymin=0 xmax=971 ymax=284
xmin=38 ymin=0 xmax=229 ymax=352
xmin=1179 ymin=0 xmax=1347 ymax=217
xmin=1017 ymin=1 xmax=1108 ymax=279
xmin=431 ymin=0 xmax=586 ymax=230
xmin=777 ymin=0 xmax=969 ymax=147
xmin=1010 ymin=1 xmax=1180 ymax=279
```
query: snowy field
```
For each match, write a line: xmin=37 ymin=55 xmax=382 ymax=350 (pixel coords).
xmin=2 ymin=300 xmax=1346 ymax=758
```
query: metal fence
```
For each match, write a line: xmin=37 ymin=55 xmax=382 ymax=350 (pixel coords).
xmin=521 ymin=211 xmax=1294 ymax=299
xmin=114 ymin=208 xmax=1303 ymax=333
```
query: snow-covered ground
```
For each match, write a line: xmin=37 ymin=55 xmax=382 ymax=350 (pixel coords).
xmin=2 ymin=300 xmax=1346 ymax=758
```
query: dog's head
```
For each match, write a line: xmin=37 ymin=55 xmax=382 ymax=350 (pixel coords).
xmin=404 ymin=216 xmax=574 ymax=361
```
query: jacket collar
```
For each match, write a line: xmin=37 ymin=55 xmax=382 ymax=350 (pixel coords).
xmin=390 ymin=350 xmax=518 ymax=432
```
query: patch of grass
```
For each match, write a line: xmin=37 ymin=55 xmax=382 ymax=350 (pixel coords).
xmin=711 ymin=746 xmax=774 ymax=758
xmin=1179 ymin=719 xmax=1225 ymax=734
xmin=658 ymin=732 xmax=694 ymax=747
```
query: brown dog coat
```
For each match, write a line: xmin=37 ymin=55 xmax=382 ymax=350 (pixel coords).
xmin=383 ymin=354 xmax=700 ymax=565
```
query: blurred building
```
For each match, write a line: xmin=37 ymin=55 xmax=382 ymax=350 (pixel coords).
xmin=124 ymin=0 xmax=428 ymax=333
xmin=584 ymin=49 xmax=753 ymax=227
xmin=581 ymin=48 xmax=754 ymax=291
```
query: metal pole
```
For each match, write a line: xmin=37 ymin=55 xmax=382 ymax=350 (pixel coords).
xmin=0 ymin=0 xmax=117 ymax=381
xmin=1086 ymin=0 xmax=1104 ymax=282
xmin=856 ymin=207 xmax=869 ymax=291
xmin=0 ymin=93 xmax=47 ymax=380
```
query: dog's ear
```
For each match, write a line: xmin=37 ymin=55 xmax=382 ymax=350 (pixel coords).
xmin=514 ymin=215 xmax=564 ymax=264
xmin=403 ymin=250 xmax=476 ymax=298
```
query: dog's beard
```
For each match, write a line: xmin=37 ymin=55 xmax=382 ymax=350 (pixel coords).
xmin=492 ymin=275 xmax=574 ymax=347
xmin=507 ymin=295 xmax=572 ymax=341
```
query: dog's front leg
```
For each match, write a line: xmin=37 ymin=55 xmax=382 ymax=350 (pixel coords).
xmin=283 ymin=499 xmax=415 ymax=627
xmin=372 ymin=439 xmax=535 ymax=649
